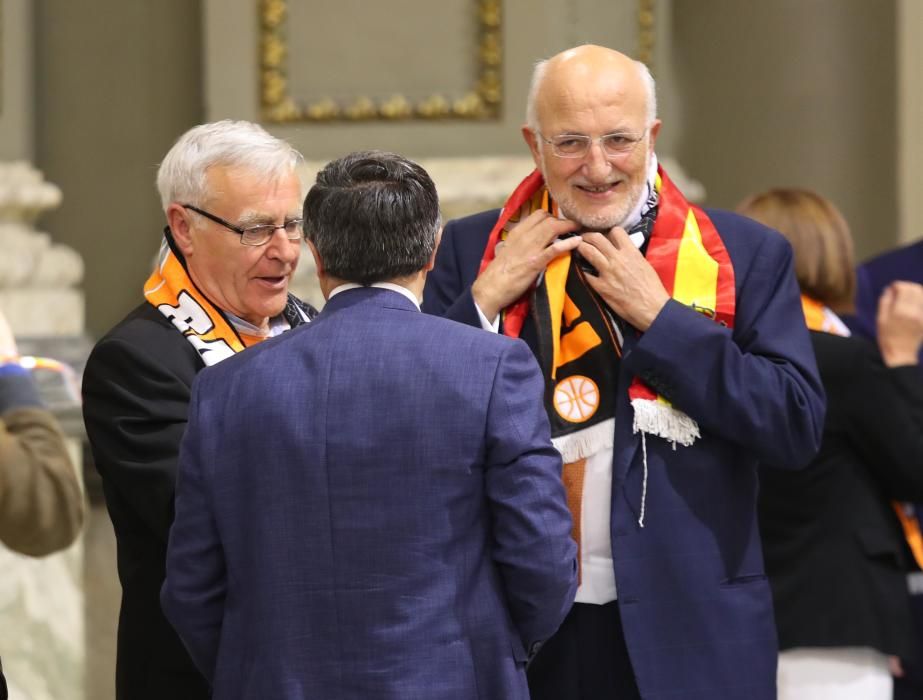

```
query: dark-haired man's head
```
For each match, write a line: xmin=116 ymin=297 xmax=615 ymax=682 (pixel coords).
xmin=303 ymin=151 xmax=441 ymax=297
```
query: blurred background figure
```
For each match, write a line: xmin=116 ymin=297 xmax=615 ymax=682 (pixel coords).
xmin=0 ymin=307 xmax=85 ymax=555
xmin=0 ymin=307 xmax=85 ymax=700
xmin=738 ymin=188 xmax=923 ymax=700
xmin=848 ymin=240 xmax=923 ymax=363
xmin=843 ymin=236 xmax=923 ymax=699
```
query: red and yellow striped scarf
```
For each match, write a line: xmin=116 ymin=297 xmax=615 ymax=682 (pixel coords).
xmin=480 ymin=166 xmax=735 ymax=447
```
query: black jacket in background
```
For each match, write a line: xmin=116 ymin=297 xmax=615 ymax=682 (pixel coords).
xmin=759 ymin=331 xmax=923 ymax=659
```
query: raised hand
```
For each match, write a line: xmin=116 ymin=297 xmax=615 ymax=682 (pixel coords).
xmin=877 ymin=280 xmax=923 ymax=367
xmin=471 ymin=210 xmax=582 ymax=322
xmin=577 ymin=227 xmax=670 ymax=331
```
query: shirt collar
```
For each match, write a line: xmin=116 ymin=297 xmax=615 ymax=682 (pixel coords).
xmin=621 ymin=152 xmax=659 ymax=234
xmin=225 ymin=311 xmax=291 ymax=338
xmin=328 ymin=282 xmax=421 ymax=310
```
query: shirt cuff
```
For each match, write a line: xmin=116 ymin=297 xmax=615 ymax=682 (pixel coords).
xmin=474 ymin=301 xmax=500 ymax=333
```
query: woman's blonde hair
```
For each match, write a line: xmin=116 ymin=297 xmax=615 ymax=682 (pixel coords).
xmin=737 ymin=188 xmax=856 ymax=312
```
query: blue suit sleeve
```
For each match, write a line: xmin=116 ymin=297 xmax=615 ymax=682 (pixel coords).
xmin=484 ymin=338 xmax=577 ymax=651
xmin=161 ymin=375 xmax=227 ymax=683
xmin=624 ymin=231 xmax=826 ymax=468
xmin=423 ymin=216 xmax=492 ymax=328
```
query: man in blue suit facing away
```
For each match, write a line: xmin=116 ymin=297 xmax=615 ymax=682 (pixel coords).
xmin=161 ymin=150 xmax=578 ymax=699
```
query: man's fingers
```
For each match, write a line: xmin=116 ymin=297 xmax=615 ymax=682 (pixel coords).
xmin=576 ymin=240 xmax=610 ymax=271
xmin=513 ymin=210 xmax=581 ymax=243
xmin=606 ymin=226 xmax=632 ymax=250
xmin=541 ymin=233 xmax=583 ymax=263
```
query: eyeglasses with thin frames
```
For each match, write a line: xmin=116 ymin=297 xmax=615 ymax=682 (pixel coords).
xmin=182 ymin=204 xmax=304 ymax=247
xmin=537 ymin=128 xmax=649 ymax=159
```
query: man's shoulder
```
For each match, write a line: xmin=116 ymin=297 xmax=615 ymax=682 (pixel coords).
xmin=444 ymin=208 xmax=502 ymax=237
xmin=97 ymin=302 xmax=178 ymax=343
xmin=86 ymin=302 xmax=200 ymax=374
xmin=704 ymin=207 xmax=793 ymax=261
xmin=860 ymin=239 xmax=923 ymax=282
xmin=412 ymin=312 xmax=530 ymax=367
xmin=705 ymin=207 xmax=785 ymax=242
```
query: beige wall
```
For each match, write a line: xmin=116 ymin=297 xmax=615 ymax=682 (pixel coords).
xmin=898 ymin=0 xmax=923 ymax=245
xmin=34 ymin=0 xmax=204 ymax=338
xmin=671 ymin=0 xmax=897 ymax=261
xmin=0 ymin=0 xmax=34 ymax=160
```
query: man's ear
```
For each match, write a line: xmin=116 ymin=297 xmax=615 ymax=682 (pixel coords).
xmin=166 ymin=204 xmax=195 ymax=257
xmin=424 ymin=227 xmax=443 ymax=272
xmin=647 ymin=119 xmax=663 ymax=154
xmin=521 ymin=125 xmax=542 ymax=170
xmin=306 ymin=239 xmax=325 ymax=277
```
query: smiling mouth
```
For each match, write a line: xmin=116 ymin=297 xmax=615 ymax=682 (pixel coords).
xmin=577 ymin=183 xmax=619 ymax=194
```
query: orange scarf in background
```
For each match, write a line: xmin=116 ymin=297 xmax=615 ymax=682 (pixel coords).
xmin=800 ymin=294 xmax=923 ymax=569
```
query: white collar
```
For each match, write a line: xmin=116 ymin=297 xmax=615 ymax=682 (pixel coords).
xmin=328 ymin=282 xmax=421 ymax=310
xmin=225 ymin=311 xmax=290 ymax=338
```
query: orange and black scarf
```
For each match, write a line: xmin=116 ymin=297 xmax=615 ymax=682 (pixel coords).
xmin=143 ymin=228 xmax=313 ymax=366
xmin=801 ymin=295 xmax=923 ymax=569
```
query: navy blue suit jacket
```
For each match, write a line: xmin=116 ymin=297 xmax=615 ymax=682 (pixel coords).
xmin=423 ymin=208 xmax=826 ymax=699
xmin=162 ymin=287 xmax=577 ymax=700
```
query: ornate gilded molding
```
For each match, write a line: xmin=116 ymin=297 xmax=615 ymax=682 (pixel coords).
xmin=259 ymin=0 xmax=502 ymax=123
xmin=637 ymin=0 xmax=655 ymax=71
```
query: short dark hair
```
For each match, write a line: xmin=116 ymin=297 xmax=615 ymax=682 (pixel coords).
xmin=303 ymin=151 xmax=441 ymax=285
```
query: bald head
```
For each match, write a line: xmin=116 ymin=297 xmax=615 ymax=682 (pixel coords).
xmin=525 ymin=45 xmax=657 ymax=131
xmin=520 ymin=45 xmax=661 ymax=231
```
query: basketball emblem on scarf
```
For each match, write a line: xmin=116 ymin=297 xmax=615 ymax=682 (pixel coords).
xmin=553 ymin=375 xmax=599 ymax=423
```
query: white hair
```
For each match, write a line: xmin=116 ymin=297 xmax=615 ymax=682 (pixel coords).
xmin=155 ymin=119 xmax=303 ymax=212
xmin=525 ymin=54 xmax=658 ymax=130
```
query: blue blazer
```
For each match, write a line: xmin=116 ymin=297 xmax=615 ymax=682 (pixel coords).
xmin=423 ymin=208 xmax=826 ymax=699
xmin=161 ymin=287 xmax=577 ymax=700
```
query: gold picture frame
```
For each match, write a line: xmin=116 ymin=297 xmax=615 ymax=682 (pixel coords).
xmin=259 ymin=0 xmax=502 ymax=123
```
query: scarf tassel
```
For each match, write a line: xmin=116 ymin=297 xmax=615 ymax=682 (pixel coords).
xmin=631 ymin=398 xmax=700 ymax=448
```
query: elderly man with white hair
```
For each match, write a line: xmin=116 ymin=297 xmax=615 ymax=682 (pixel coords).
xmin=82 ymin=120 xmax=315 ymax=700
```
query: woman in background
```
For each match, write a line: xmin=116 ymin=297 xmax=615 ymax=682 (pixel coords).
xmin=738 ymin=188 xmax=923 ymax=700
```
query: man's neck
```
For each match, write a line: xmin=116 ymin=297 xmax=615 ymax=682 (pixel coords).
xmin=322 ymin=271 xmax=425 ymax=303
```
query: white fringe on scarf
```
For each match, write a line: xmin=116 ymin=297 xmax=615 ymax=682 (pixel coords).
xmin=631 ymin=399 xmax=701 ymax=528
xmin=551 ymin=418 xmax=615 ymax=463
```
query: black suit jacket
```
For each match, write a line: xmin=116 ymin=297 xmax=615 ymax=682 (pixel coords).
xmin=83 ymin=302 xmax=209 ymax=699
xmin=759 ymin=331 xmax=923 ymax=659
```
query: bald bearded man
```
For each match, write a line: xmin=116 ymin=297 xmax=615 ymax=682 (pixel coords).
xmin=423 ymin=45 xmax=825 ymax=700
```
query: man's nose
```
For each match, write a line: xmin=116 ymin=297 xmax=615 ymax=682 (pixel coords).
xmin=265 ymin=229 xmax=301 ymax=262
xmin=582 ymin=141 xmax=612 ymax=180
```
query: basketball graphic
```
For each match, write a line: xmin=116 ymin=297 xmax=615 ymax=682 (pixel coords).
xmin=553 ymin=375 xmax=600 ymax=423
